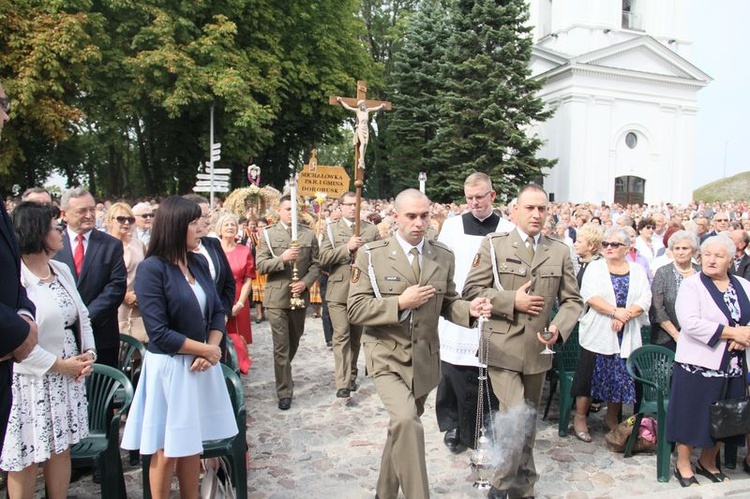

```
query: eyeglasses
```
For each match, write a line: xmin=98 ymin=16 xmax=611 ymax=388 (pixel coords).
xmin=52 ymin=224 xmax=64 ymax=233
xmin=115 ymin=216 xmax=135 ymax=224
xmin=714 ymin=218 xmax=729 ymax=222
xmin=137 ymin=213 xmax=155 ymax=219
xmin=0 ymin=96 xmax=10 ymax=114
xmin=601 ymin=241 xmax=625 ymax=248
xmin=644 ymin=225 xmax=655 ymax=230
xmin=466 ymin=190 xmax=492 ymax=202
xmin=341 ymin=203 xmax=357 ymax=207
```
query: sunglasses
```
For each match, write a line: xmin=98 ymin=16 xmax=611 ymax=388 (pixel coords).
xmin=138 ymin=213 xmax=155 ymax=219
xmin=601 ymin=241 xmax=625 ymax=248
xmin=53 ymin=224 xmax=64 ymax=233
xmin=115 ymin=216 xmax=135 ymax=224
xmin=644 ymin=225 xmax=655 ymax=230
xmin=714 ymin=218 xmax=728 ymax=222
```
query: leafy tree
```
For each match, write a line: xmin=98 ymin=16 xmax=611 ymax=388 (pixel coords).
xmin=436 ymin=0 xmax=555 ymax=201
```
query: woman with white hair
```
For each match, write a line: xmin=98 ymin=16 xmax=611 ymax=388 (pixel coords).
xmin=668 ymin=235 xmax=750 ymax=486
xmin=649 ymin=230 xmax=700 ymax=351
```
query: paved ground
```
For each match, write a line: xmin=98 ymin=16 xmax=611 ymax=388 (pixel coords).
xmin=58 ymin=310 xmax=750 ymax=498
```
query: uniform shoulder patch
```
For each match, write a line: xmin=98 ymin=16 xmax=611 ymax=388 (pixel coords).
xmin=350 ymin=267 xmax=361 ymax=283
xmin=472 ymin=252 xmax=481 ymax=267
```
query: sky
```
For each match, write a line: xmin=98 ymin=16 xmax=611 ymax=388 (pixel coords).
xmin=689 ymin=0 xmax=750 ymax=189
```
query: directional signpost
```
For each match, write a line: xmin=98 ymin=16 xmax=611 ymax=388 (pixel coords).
xmin=194 ymin=105 xmax=231 ymax=206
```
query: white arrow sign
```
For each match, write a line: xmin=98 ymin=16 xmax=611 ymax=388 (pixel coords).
xmin=195 ymin=180 xmax=229 ymax=187
xmin=193 ymin=186 xmax=229 ymax=193
xmin=196 ymin=173 xmax=230 ymax=181
xmin=211 ymin=143 xmax=221 ymax=161
xmin=204 ymin=167 xmax=232 ymax=175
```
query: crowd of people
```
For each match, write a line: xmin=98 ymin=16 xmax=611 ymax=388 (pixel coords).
xmin=2 ymin=83 xmax=750 ymax=497
xmin=2 ymin=180 xmax=750 ymax=497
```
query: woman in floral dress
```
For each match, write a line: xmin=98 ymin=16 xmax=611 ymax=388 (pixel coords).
xmin=2 ymin=202 xmax=96 ymax=499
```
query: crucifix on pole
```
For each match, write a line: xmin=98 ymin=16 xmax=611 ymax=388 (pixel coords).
xmin=329 ymin=80 xmax=391 ymax=236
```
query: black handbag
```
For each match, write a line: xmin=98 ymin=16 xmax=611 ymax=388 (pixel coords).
xmin=709 ymin=352 xmax=750 ymax=440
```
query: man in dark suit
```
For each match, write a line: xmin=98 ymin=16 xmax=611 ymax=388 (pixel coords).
xmin=729 ymin=229 xmax=750 ymax=280
xmin=0 ymin=82 xmax=38 ymax=452
xmin=54 ymin=188 xmax=126 ymax=368
xmin=182 ymin=195 xmax=235 ymax=320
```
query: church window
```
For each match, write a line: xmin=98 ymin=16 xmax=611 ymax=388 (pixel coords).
xmin=625 ymin=132 xmax=638 ymax=149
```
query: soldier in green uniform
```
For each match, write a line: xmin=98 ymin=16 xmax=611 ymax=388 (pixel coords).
xmin=348 ymin=188 xmax=491 ymax=499
xmin=463 ymin=184 xmax=583 ymax=499
xmin=255 ymin=195 xmax=320 ymax=411
xmin=319 ymin=191 xmax=380 ymax=399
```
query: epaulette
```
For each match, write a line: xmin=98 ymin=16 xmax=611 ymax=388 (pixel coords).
xmin=265 ymin=222 xmax=278 ymax=229
xmin=298 ymin=224 xmax=315 ymax=232
xmin=545 ymin=236 xmax=569 ymax=248
xmin=487 ymin=231 xmax=510 ymax=239
xmin=430 ymin=240 xmax=454 ymax=254
xmin=363 ymin=239 xmax=389 ymax=251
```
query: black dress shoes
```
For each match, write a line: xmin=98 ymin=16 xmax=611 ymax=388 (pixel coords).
xmin=278 ymin=397 xmax=292 ymax=410
xmin=695 ymin=460 xmax=728 ymax=482
xmin=443 ymin=428 xmax=460 ymax=452
xmin=674 ymin=468 xmax=699 ymax=487
xmin=744 ymin=456 xmax=750 ymax=474
xmin=487 ymin=486 xmax=509 ymax=499
xmin=336 ymin=388 xmax=350 ymax=398
xmin=348 ymin=380 xmax=359 ymax=392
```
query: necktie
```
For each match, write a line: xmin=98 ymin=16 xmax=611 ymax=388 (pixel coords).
xmin=526 ymin=236 xmax=535 ymax=260
xmin=74 ymin=234 xmax=85 ymax=276
xmin=410 ymin=247 xmax=421 ymax=281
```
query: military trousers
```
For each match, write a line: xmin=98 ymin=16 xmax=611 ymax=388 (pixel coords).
xmin=328 ymin=300 xmax=362 ymax=390
xmin=487 ymin=368 xmax=545 ymax=498
xmin=265 ymin=307 xmax=306 ymax=399
xmin=372 ymin=370 xmax=429 ymax=499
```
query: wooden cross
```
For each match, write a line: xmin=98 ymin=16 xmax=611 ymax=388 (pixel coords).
xmin=329 ymin=80 xmax=392 ymax=236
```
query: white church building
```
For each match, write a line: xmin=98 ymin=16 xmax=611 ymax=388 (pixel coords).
xmin=527 ymin=0 xmax=711 ymax=205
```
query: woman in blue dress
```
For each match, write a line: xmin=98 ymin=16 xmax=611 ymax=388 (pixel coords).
xmin=121 ymin=196 xmax=237 ymax=498
xmin=576 ymin=227 xmax=652 ymax=435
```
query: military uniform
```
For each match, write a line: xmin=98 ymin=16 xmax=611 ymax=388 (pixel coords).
xmin=255 ymin=222 xmax=320 ymax=400
xmin=319 ymin=218 xmax=380 ymax=392
xmin=463 ymin=230 xmax=582 ymax=498
xmin=348 ymin=236 xmax=471 ymax=499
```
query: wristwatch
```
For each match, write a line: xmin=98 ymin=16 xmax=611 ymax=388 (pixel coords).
xmin=85 ymin=349 xmax=98 ymax=362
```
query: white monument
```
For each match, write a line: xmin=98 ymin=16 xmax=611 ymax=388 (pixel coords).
xmin=527 ymin=0 xmax=711 ymax=205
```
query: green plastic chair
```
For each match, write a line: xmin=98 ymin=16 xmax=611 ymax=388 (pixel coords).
xmin=640 ymin=325 xmax=652 ymax=346
xmin=71 ymin=364 xmax=134 ymax=498
xmin=118 ymin=334 xmax=146 ymax=387
xmin=142 ymin=363 xmax=247 ymax=499
xmin=543 ymin=324 xmax=580 ymax=437
xmin=624 ymin=344 xmax=674 ymax=482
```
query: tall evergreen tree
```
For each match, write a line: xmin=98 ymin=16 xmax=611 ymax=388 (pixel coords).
xmin=386 ymin=0 xmax=452 ymax=195
xmin=436 ymin=0 xmax=555 ymax=201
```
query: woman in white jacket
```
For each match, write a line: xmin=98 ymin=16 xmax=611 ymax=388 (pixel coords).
xmin=574 ymin=227 xmax=652 ymax=437
xmin=0 ymin=202 xmax=96 ymax=499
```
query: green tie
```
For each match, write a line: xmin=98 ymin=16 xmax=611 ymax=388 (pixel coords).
xmin=410 ymin=247 xmax=420 ymax=281
xmin=526 ymin=236 xmax=535 ymax=260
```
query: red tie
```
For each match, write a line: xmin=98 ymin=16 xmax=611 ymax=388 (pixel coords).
xmin=74 ymin=234 xmax=85 ymax=276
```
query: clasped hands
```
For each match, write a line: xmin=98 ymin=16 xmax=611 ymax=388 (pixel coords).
xmin=190 ymin=342 xmax=222 ymax=372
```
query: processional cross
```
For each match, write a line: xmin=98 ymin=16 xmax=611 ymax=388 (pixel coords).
xmin=329 ymin=80 xmax=392 ymax=235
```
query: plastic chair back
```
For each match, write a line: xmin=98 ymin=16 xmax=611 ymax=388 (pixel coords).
xmin=626 ymin=344 xmax=674 ymax=410
xmin=118 ymin=334 xmax=146 ymax=387
xmin=86 ymin=364 xmax=134 ymax=432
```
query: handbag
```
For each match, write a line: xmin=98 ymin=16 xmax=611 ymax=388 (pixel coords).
xmin=709 ymin=352 xmax=750 ymax=440
xmin=200 ymin=457 xmax=236 ymax=499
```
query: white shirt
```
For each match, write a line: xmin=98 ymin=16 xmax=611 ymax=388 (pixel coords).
xmin=67 ymin=227 xmax=91 ymax=256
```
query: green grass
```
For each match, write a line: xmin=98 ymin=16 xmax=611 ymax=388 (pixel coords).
xmin=694 ymin=171 xmax=750 ymax=202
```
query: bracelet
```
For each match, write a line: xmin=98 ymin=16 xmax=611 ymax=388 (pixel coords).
xmin=611 ymin=307 xmax=617 ymax=318
xmin=85 ymin=349 xmax=97 ymax=362
xmin=236 ymin=301 xmax=244 ymax=308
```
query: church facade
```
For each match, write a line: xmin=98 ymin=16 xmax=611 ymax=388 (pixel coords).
xmin=527 ymin=0 xmax=711 ymax=205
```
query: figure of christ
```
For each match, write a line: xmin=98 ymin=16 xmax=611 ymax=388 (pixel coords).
xmin=336 ymin=97 xmax=386 ymax=169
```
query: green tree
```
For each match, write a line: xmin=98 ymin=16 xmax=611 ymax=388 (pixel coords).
xmin=435 ymin=0 xmax=555 ymax=201
xmin=386 ymin=0 xmax=453 ymax=196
